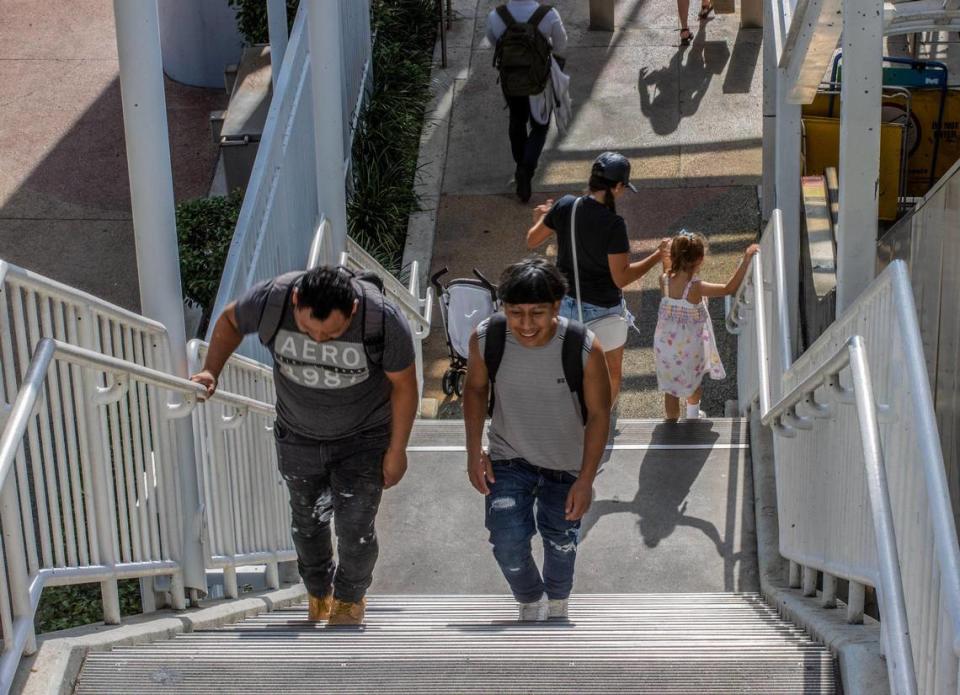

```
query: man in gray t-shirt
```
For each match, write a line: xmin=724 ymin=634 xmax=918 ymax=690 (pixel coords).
xmin=191 ymin=266 xmax=418 ymax=626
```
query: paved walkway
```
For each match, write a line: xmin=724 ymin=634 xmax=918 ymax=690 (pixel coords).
xmin=423 ymin=0 xmax=763 ymax=418
xmin=0 ymin=1 xmax=225 ymax=312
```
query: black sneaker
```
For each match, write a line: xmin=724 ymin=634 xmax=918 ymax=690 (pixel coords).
xmin=516 ymin=166 xmax=532 ymax=203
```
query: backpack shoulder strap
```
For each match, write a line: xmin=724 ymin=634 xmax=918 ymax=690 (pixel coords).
xmin=495 ymin=5 xmax=516 ymax=26
xmin=357 ymin=279 xmax=386 ymax=367
xmin=483 ymin=313 xmax=508 ymax=417
xmin=257 ymin=271 xmax=305 ymax=346
xmin=528 ymin=4 xmax=553 ymax=28
xmin=562 ymin=319 xmax=588 ymax=423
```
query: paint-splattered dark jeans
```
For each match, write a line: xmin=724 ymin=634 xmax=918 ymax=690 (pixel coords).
xmin=274 ymin=421 xmax=389 ymax=603
xmin=484 ymin=458 xmax=581 ymax=603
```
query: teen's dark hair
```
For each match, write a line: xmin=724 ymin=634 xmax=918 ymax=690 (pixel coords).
xmin=296 ymin=266 xmax=357 ymax=320
xmin=587 ymin=174 xmax=618 ymax=214
xmin=498 ymin=257 xmax=568 ymax=305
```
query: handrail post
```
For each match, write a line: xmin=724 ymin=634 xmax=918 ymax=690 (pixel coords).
xmin=308 ymin=0 xmax=348 ymax=257
xmin=849 ymin=337 xmax=918 ymax=695
xmin=0 ymin=340 xmax=57 ymax=661
xmin=77 ymin=312 xmax=121 ymax=625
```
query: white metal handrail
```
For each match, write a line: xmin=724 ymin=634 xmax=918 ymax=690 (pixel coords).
xmin=338 ymin=240 xmax=435 ymax=402
xmin=0 ymin=338 xmax=278 ymax=694
xmin=725 ymin=209 xmax=793 ymax=414
xmin=761 ymin=335 xmax=917 ymax=694
xmin=187 ymin=340 xmax=294 ymax=600
xmin=726 ymin=211 xmax=960 ymax=693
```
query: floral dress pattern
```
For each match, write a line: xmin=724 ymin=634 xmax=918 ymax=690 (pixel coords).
xmin=654 ymin=275 xmax=726 ymax=398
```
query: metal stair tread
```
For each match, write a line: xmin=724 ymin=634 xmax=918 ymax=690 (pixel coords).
xmin=75 ymin=593 xmax=836 ymax=694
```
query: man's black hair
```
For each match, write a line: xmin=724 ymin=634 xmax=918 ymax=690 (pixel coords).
xmin=498 ymin=257 xmax=568 ymax=305
xmin=296 ymin=266 xmax=357 ymax=320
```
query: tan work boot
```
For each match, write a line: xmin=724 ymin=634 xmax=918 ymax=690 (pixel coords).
xmin=327 ymin=597 xmax=367 ymax=626
xmin=307 ymin=593 xmax=333 ymax=621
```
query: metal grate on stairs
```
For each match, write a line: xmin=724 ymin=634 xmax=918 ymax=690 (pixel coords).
xmin=76 ymin=593 xmax=837 ymax=694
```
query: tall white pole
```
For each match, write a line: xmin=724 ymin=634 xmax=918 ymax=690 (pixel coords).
xmin=775 ymin=67 xmax=801 ymax=355
xmin=308 ymin=0 xmax=348 ymax=257
xmin=113 ymin=0 xmax=207 ymax=598
xmin=836 ymin=2 xmax=883 ymax=312
xmin=267 ymin=0 xmax=289 ymax=90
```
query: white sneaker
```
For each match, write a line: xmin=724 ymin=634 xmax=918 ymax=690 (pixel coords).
xmin=517 ymin=598 xmax=548 ymax=622
xmin=547 ymin=598 xmax=568 ymax=619
xmin=686 ymin=404 xmax=707 ymax=420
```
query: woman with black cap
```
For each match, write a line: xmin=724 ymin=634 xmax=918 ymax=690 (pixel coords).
xmin=526 ymin=152 xmax=668 ymax=405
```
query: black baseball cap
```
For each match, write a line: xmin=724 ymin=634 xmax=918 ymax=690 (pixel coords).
xmin=591 ymin=151 xmax=638 ymax=192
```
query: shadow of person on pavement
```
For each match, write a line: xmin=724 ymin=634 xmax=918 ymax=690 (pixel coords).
xmin=637 ymin=23 xmax=732 ymax=136
xmin=581 ymin=421 xmax=720 ymax=549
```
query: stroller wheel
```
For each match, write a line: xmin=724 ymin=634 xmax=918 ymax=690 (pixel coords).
xmin=442 ymin=369 xmax=455 ymax=396
xmin=453 ymin=370 xmax=466 ymax=397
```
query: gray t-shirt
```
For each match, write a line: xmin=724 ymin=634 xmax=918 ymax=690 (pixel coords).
xmin=234 ymin=276 xmax=415 ymax=440
xmin=477 ymin=316 xmax=593 ymax=473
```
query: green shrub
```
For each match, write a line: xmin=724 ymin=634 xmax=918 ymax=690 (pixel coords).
xmin=347 ymin=0 xmax=437 ymax=272
xmin=176 ymin=189 xmax=244 ymax=319
xmin=35 ymin=580 xmax=142 ymax=634
xmin=228 ymin=0 xmax=299 ymax=44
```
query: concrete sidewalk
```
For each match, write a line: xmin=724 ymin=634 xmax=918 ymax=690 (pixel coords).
xmin=420 ymin=0 xmax=763 ymax=418
xmin=0 ymin=0 xmax=225 ymax=312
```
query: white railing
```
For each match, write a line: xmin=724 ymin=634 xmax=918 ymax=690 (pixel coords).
xmin=187 ymin=340 xmax=294 ymax=599
xmin=306 ymin=222 xmax=435 ymax=401
xmin=725 ymin=209 xmax=793 ymax=414
xmin=0 ymin=338 xmax=276 ymax=693
xmin=0 ymin=262 xmax=287 ymax=695
xmin=340 ymin=0 xmax=373 ymax=163
xmin=209 ymin=7 xmax=317 ymax=365
xmin=208 ymin=2 xmax=373 ymax=364
xmin=727 ymin=216 xmax=960 ymax=694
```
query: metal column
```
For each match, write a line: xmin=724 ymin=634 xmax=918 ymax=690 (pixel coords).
xmin=775 ymin=67 xmax=801 ymax=355
xmin=307 ymin=0 xmax=349 ymax=256
xmin=112 ymin=0 xmax=207 ymax=598
xmin=835 ymin=0 xmax=882 ymax=312
xmin=267 ymin=0 xmax=289 ymax=89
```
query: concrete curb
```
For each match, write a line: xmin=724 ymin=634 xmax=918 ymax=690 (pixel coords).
xmin=400 ymin=12 xmax=475 ymax=289
xmin=748 ymin=408 xmax=890 ymax=695
xmin=13 ymin=584 xmax=306 ymax=694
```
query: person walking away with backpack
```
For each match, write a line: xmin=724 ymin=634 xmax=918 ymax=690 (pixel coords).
xmin=526 ymin=152 xmax=671 ymax=406
xmin=655 ymin=231 xmax=759 ymax=420
xmin=487 ymin=1 xmax=567 ymax=203
xmin=462 ymin=258 xmax=611 ymax=621
xmin=191 ymin=266 xmax=418 ymax=626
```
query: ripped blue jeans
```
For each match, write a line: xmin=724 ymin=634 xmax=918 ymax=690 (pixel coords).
xmin=274 ymin=421 xmax=389 ymax=603
xmin=485 ymin=458 xmax=581 ymax=603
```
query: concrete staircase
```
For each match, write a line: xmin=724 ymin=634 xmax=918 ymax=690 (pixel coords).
xmin=75 ymin=593 xmax=836 ymax=693
xmin=72 ymin=418 xmax=838 ymax=693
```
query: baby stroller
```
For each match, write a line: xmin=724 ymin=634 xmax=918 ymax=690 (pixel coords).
xmin=430 ymin=267 xmax=500 ymax=397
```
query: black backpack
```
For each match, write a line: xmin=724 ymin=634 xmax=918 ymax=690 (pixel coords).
xmin=256 ymin=268 xmax=386 ymax=367
xmin=483 ymin=313 xmax=588 ymax=423
xmin=492 ymin=4 xmax=554 ymax=98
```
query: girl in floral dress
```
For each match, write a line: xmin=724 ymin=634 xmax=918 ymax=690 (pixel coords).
xmin=654 ymin=231 xmax=759 ymax=420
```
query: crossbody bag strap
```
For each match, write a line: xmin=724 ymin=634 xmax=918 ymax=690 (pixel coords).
xmin=569 ymin=196 xmax=584 ymax=324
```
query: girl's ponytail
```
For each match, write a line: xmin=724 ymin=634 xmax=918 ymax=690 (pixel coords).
xmin=670 ymin=230 xmax=707 ymax=275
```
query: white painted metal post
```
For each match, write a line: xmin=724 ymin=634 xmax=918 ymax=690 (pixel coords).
xmin=761 ymin=3 xmax=777 ymax=223
xmin=267 ymin=0 xmax=289 ymax=90
xmin=308 ymin=0 xmax=349 ymax=256
xmin=775 ymin=67 xmax=801 ymax=353
xmin=835 ymin=1 xmax=882 ymax=312
xmin=113 ymin=0 xmax=207 ymax=598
